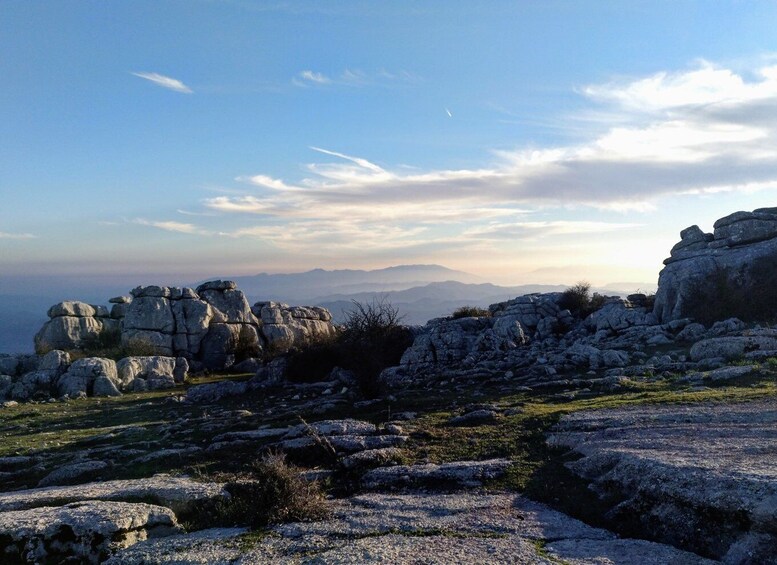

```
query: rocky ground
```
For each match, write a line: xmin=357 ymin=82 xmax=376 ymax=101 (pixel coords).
xmin=0 ymin=355 xmax=775 ymax=563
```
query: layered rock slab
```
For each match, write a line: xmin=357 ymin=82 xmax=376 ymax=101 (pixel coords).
xmin=0 ymin=500 xmax=180 ymax=564
xmin=0 ymin=474 xmax=228 ymax=515
xmin=548 ymin=398 xmax=777 ymax=562
xmin=107 ymin=493 xmax=712 ymax=564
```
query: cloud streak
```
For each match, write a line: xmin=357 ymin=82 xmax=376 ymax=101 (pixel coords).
xmin=132 ymin=72 xmax=193 ymax=93
xmin=134 ymin=218 xmax=208 ymax=235
xmin=199 ymin=60 xmax=777 ymax=251
xmin=293 ymin=68 xmax=420 ymax=88
xmin=0 ymin=231 xmax=36 ymax=240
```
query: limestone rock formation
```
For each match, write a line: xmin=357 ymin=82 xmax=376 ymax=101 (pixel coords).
xmin=254 ymin=301 xmax=336 ymax=352
xmin=35 ymin=301 xmax=119 ymax=353
xmin=116 ymin=356 xmax=188 ymax=390
xmin=57 ymin=357 xmax=119 ymax=398
xmin=548 ymin=399 xmax=777 ymax=562
xmin=654 ymin=208 xmax=777 ymax=322
xmin=31 ymin=281 xmax=336 ymax=375
xmin=0 ymin=500 xmax=180 ymax=564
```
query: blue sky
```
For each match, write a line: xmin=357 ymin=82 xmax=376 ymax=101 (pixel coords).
xmin=3 ymin=1 xmax=777 ymax=287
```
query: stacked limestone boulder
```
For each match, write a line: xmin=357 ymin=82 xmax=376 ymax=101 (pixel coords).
xmin=383 ymin=294 xmax=572 ymax=384
xmin=122 ymin=285 xmax=213 ymax=359
xmin=34 ymin=302 xmax=119 ymax=353
xmin=32 ymin=281 xmax=336 ymax=374
xmin=654 ymin=207 xmax=777 ymax=322
xmin=0 ymin=351 xmax=69 ymax=401
xmin=0 ymin=352 xmax=188 ymax=402
xmin=253 ymin=301 xmax=336 ymax=351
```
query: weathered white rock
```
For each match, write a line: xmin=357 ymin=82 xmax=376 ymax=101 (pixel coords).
xmin=57 ymin=357 xmax=119 ymax=397
xmin=116 ymin=356 xmax=188 ymax=388
xmin=548 ymin=398 xmax=777 ymax=560
xmin=690 ymin=336 xmax=777 ymax=361
xmin=35 ymin=306 xmax=118 ymax=353
xmin=362 ymin=459 xmax=512 ymax=489
xmin=0 ymin=500 xmax=180 ymax=564
xmin=37 ymin=460 xmax=109 ymax=487
xmin=0 ymin=475 xmax=229 ymax=515
xmin=285 ymin=419 xmax=377 ymax=438
xmin=254 ymin=300 xmax=337 ymax=352
xmin=655 ymin=208 xmax=777 ymax=322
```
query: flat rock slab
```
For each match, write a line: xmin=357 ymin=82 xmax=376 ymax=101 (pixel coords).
xmin=0 ymin=474 xmax=228 ymax=515
xmin=0 ymin=500 xmax=180 ymax=564
xmin=548 ymin=398 xmax=777 ymax=561
xmin=361 ymin=459 xmax=512 ymax=489
xmin=109 ymin=493 xmax=712 ymax=564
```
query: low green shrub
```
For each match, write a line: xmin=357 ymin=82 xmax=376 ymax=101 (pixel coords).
xmin=558 ymin=281 xmax=606 ymax=317
xmin=451 ymin=306 xmax=491 ymax=319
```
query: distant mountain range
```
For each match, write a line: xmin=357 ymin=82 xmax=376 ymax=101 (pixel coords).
xmin=211 ymin=264 xmax=484 ymax=302
xmin=0 ymin=264 xmax=654 ymax=354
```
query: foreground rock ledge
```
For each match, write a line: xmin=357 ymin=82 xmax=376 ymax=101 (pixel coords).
xmin=0 ymin=500 xmax=180 ymax=564
xmin=0 ymin=474 xmax=228 ymax=515
xmin=548 ymin=398 xmax=777 ymax=562
xmin=106 ymin=493 xmax=712 ymax=564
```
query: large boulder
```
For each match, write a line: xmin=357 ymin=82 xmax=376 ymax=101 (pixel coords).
xmin=121 ymin=285 xmax=216 ymax=359
xmin=253 ymin=301 xmax=336 ymax=353
xmin=34 ymin=301 xmax=118 ymax=353
xmin=655 ymin=208 xmax=777 ymax=323
xmin=57 ymin=357 xmax=119 ymax=397
xmin=116 ymin=356 xmax=188 ymax=389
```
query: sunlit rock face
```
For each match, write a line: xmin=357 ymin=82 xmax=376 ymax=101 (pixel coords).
xmin=654 ymin=208 xmax=777 ymax=323
xmin=34 ymin=301 xmax=118 ymax=353
xmin=32 ymin=281 xmax=336 ymax=373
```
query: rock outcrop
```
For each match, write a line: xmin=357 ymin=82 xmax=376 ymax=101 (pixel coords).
xmin=33 ymin=281 xmax=336 ymax=373
xmin=35 ymin=301 xmax=119 ymax=352
xmin=654 ymin=208 xmax=777 ymax=322
xmin=254 ymin=301 xmax=336 ymax=351
xmin=548 ymin=398 xmax=777 ymax=562
xmin=380 ymin=293 xmax=665 ymax=388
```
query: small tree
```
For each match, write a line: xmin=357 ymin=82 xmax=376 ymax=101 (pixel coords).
xmin=340 ymin=297 xmax=414 ymax=398
xmin=559 ymin=281 xmax=606 ymax=317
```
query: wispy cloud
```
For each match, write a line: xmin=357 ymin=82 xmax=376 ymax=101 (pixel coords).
xmin=204 ymin=59 xmax=777 ymax=252
xmin=0 ymin=231 xmax=36 ymax=240
xmin=293 ymin=68 xmax=420 ymax=88
xmin=296 ymin=70 xmax=330 ymax=85
xmin=132 ymin=72 xmax=193 ymax=93
xmin=134 ymin=218 xmax=209 ymax=235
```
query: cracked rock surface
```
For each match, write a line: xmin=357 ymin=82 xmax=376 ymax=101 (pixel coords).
xmin=0 ymin=500 xmax=180 ymax=564
xmin=548 ymin=398 xmax=777 ymax=562
xmin=107 ymin=493 xmax=713 ymax=564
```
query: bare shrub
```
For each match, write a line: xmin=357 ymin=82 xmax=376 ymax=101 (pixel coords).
xmin=219 ymin=452 xmax=328 ymax=528
xmin=340 ymin=297 xmax=414 ymax=398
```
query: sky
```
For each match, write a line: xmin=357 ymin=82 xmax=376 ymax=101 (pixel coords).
xmin=3 ymin=0 xmax=777 ymax=288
